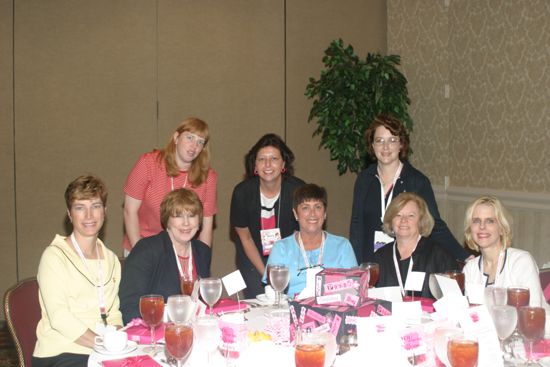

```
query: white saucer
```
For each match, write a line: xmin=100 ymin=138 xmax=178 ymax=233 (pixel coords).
xmin=256 ymin=294 xmax=288 ymax=305
xmin=93 ymin=340 xmax=138 ymax=355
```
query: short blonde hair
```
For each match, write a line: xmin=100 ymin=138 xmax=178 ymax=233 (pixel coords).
xmin=160 ymin=188 xmax=203 ymax=229
xmin=382 ymin=192 xmax=434 ymax=237
xmin=463 ymin=196 xmax=512 ymax=251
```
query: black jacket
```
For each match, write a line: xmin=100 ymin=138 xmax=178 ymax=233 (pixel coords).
xmin=349 ymin=160 xmax=469 ymax=263
xmin=374 ymin=237 xmax=458 ymax=298
xmin=119 ymin=231 xmax=211 ymax=324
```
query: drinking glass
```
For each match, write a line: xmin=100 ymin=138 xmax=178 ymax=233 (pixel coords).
xmin=194 ymin=316 xmax=220 ymax=366
xmin=167 ymin=295 xmax=195 ymax=323
xmin=490 ymin=305 xmax=517 ymax=360
xmin=492 ymin=287 xmax=508 ymax=306
xmin=199 ymin=277 xmax=223 ymax=315
xmin=181 ymin=273 xmax=196 ymax=296
xmin=139 ymin=294 xmax=165 ymax=353
xmin=447 ymin=336 xmax=479 ymax=367
xmin=295 ymin=330 xmax=326 ymax=367
xmin=165 ymin=322 xmax=194 ymax=367
xmin=360 ymin=262 xmax=379 ymax=287
xmin=518 ymin=306 xmax=546 ymax=366
xmin=434 ymin=327 xmax=464 ymax=367
xmin=445 ymin=270 xmax=465 ymax=294
xmin=269 ymin=265 xmax=290 ymax=308
xmin=507 ymin=286 xmax=530 ymax=346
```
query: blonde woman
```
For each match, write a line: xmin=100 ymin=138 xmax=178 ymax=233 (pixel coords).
xmin=123 ymin=117 xmax=217 ymax=252
xmin=374 ymin=192 xmax=457 ymax=298
xmin=462 ymin=196 xmax=547 ymax=308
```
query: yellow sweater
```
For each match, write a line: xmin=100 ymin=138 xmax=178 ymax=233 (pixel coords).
xmin=33 ymin=235 xmax=123 ymax=357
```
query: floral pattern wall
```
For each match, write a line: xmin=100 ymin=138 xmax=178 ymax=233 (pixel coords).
xmin=388 ymin=0 xmax=550 ymax=192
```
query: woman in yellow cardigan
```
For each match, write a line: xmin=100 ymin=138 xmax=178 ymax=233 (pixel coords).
xmin=33 ymin=175 xmax=123 ymax=367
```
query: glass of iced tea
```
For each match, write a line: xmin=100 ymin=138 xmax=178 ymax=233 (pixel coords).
xmin=447 ymin=336 xmax=478 ymax=367
xmin=507 ymin=286 xmax=530 ymax=309
xmin=360 ymin=262 xmax=379 ymax=287
xmin=445 ymin=270 xmax=465 ymax=294
xmin=518 ymin=306 xmax=546 ymax=365
xmin=139 ymin=294 xmax=165 ymax=353
xmin=295 ymin=343 xmax=325 ymax=367
xmin=181 ymin=273 xmax=196 ymax=296
xmin=165 ymin=322 xmax=194 ymax=367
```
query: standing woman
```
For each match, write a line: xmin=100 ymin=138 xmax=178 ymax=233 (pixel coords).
xmin=349 ymin=114 xmax=469 ymax=264
xmin=230 ymin=133 xmax=305 ymax=298
xmin=33 ymin=175 xmax=122 ymax=367
xmin=123 ymin=117 xmax=217 ymax=252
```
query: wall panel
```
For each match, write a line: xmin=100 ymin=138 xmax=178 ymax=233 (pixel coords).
xmin=286 ymin=0 xmax=387 ymax=237
xmin=0 ymin=0 xmax=17 ymax=318
xmin=157 ymin=0 xmax=285 ymax=278
xmin=13 ymin=0 xmax=158 ymax=277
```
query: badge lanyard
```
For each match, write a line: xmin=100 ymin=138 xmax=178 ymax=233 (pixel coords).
xmin=392 ymin=235 xmax=421 ymax=296
xmin=171 ymin=241 xmax=194 ymax=278
xmin=170 ymin=174 xmax=188 ymax=191
xmin=479 ymin=249 xmax=506 ymax=286
xmin=377 ymin=162 xmax=404 ymax=222
xmin=70 ymin=233 xmax=107 ymax=324
xmin=297 ymin=231 xmax=326 ymax=269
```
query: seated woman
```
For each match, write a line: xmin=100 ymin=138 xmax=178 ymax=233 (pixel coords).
xmin=463 ymin=196 xmax=548 ymax=309
xmin=374 ymin=192 xmax=457 ymax=298
xmin=265 ymin=183 xmax=357 ymax=297
xmin=119 ymin=188 xmax=211 ymax=324
xmin=33 ymin=175 xmax=122 ymax=367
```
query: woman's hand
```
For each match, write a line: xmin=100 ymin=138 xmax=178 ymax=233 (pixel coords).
xmin=235 ymin=226 xmax=265 ymax=275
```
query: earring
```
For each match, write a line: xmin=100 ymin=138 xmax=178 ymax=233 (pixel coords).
xmin=254 ymin=169 xmax=258 ymax=176
xmin=281 ymin=167 xmax=287 ymax=174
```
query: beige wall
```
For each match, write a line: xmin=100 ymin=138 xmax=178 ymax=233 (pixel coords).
xmin=0 ymin=0 xmax=386 ymax=315
xmin=388 ymin=0 xmax=550 ymax=264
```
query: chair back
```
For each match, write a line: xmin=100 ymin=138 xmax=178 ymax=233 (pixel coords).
xmin=3 ymin=277 xmax=40 ymax=367
xmin=540 ymin=268 xmax=550 ymax=304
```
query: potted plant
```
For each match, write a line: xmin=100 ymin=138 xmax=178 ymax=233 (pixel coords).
xmin=305 ymin=39 xmax=413 ymax=175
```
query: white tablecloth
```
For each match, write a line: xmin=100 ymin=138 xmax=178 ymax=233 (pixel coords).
xmin=88 ymin=305 xmax=307 ymax=367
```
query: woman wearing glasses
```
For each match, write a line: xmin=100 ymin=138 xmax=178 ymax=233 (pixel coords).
xmin=350 ymin=114 xmax=469 ymax=264
xmin=265 ymin=184 xmax=357 ymax=297
xmin=123 ymin=117 xmax=217 ymax=253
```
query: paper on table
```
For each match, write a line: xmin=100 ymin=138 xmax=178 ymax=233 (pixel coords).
xmin=222 ymin=270 xmax=247 ymax=296
xmin=392 ymin=301 xmax=422 ymax=325
xmin=368 ymin=286 xmax=403 ymax=302
xmin=296 ymin=267 xmax=323 ymax=300
xmin=435 ymin=274 xmax=462 ymax=296
xmin=433 ymin=294 xmax=469 ymax=324
xmin=356 ymin=316 xmax=410 ymax=366
xmin=465 ymin=282 xmax=485 ymax=305
xmin=457 ymin=305 xmax=503 ymax=367
xmin=404 ymin=271 xmax=425 ymax=292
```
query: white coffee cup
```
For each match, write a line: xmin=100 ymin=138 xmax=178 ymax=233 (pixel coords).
xmin=264 ymin=285 xmax=276 ymax=300
xmin=95 ymin=330 xmax=128 ymax=352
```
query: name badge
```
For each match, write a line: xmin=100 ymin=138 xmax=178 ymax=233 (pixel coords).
xmin=374 ymin=230 xmax=394 ymax=252
xmin=260 ymin=228 xmax=281 ymax=256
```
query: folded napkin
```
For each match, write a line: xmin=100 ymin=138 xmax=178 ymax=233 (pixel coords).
xmin=101 ymin=355 xmax=160 ymax=367
xmin=124 ymin=318 xmax=165 ymax=344
xmin=212 ymin=298 xmax=249 ymax=314
xmin=528 ymin=338 xmax=550 ymax=359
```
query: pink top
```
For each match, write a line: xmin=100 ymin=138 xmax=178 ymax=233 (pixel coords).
xmin=123 ymin=150 xmax=217 ymax=251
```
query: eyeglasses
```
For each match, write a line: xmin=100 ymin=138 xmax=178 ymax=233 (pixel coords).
xmin=471 ymin=218 xmax=497 ymax=227
xmin=373 ymin=137 xmax=400 ymax=146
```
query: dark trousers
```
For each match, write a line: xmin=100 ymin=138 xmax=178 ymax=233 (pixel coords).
xmin=32 ymin=353 xmax=89 ymax=367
